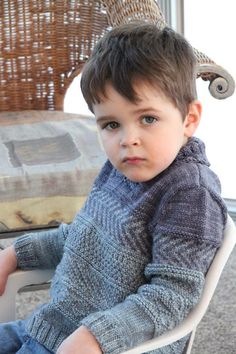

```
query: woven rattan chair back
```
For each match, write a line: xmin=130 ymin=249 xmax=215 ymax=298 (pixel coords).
xmin=0 ymin=0 xmax=110 ymax=111
xmin=0 ymin=0 xmax=234 ymax=112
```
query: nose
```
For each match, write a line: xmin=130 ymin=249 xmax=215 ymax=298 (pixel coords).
xmin=120 ymin=127 xmax=140 ymax=147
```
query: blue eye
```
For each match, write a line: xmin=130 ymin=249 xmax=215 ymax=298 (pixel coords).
xmin=103 ymin=121 xmax=120 ymax=130
xmin=142 ymin=116 xmax=157 ymax=125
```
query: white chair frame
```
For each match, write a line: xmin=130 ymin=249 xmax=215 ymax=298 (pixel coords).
xmin=0 ymin=215 xmax=235 ymax=354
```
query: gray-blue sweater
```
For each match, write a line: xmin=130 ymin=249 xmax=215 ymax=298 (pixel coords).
xmin=14 ymin=137 xmax=227 ymax=353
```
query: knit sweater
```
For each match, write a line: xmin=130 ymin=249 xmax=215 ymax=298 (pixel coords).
xmin=14 ymin=137 xmax=227 ymax=354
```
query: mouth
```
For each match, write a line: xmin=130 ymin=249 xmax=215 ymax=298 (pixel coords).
xmin=122 ymin=157 xmax=145 ymax=164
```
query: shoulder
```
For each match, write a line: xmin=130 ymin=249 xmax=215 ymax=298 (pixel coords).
xmin=150 ymin=171 xmax=227 ymax=246
xmin=166 ymin=159 xmax=221 ymax=194
xmin=148 ymin=140 xmax=227 ymax=243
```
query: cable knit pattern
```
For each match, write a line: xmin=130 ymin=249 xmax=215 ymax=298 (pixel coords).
xmin=14 ymin=137 xmax=227 ymax=353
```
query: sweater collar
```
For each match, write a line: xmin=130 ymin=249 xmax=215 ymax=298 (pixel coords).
xmin=175 ymin=137 xmax=210 ymax=166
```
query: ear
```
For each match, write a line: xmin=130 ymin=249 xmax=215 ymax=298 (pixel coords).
xmin=183 ymin=100 xmax=202 ymax=138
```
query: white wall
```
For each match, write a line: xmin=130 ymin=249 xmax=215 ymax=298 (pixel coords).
xmin=184 ymin=0 xmax=236 ymax=199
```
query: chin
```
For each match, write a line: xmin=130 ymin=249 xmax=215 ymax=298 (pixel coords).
xmin=125 ymin=174 xmax=154 ymax=183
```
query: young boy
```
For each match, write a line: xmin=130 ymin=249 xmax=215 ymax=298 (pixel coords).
xmin=0 ymin=22 xmax=227 ymax=354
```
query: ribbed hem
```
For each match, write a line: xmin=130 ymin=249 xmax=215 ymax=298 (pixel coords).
xmin=26 ymin=315 xmax=67 ymax=351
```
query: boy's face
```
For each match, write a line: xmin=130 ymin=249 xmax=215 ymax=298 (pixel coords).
xmin=94 ymin=82 xmax=198 ymax=182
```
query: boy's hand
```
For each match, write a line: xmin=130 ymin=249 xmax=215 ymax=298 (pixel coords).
xmin=0 ymin=246 xmax=17 ymax=295
xmin=57 ymin=325 xmax=102 ymax=354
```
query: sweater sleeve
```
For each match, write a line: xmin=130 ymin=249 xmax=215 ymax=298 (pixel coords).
xmin=81 ymin=266 xmax=204 ymax=353
xmin=14 ymin=222 xmax=70 ymax=269
xmin=80 ymin=187 xmax=227 ymax=354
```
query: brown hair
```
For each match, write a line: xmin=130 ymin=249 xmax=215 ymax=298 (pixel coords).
xmin=81 ymin=21 xmax=197 ymax=118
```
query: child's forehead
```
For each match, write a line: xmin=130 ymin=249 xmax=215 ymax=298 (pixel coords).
xmin=93 ymin=80 xmax=175 ymax=114
xmin=101 ymin=79 xmax=165 ymax=101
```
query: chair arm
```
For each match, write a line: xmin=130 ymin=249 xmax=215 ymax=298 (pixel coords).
xmin=0 ymin=269 xmax=54 ymax=322
xmin=196 ymin=61 xmax=235 ymax=100
xmin=121 ymin=308 xmax=198 ymax=354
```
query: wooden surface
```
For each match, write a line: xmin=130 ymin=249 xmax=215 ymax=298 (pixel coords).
xmin=0 ymin=111 xmax=105 ymax=234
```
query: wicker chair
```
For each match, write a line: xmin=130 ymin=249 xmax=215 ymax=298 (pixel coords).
xmin=0 ymin=0 xmax=235 ymax=113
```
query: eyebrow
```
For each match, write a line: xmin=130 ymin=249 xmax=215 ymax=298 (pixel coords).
xmin=132 ymin=107 xmax=162 ymax=114
xmin=96 ymin=115 xmax=115 ymax=123
xmin=96 ymin=107 xmax=162 ymax=123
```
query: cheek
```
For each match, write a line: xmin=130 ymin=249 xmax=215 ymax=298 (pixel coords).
xmin=99 ymin=134 xmax=118 ymax=158
xmin=150 ymin=134 xmax=182 ymax=164
xmin=98 ymin=132 xmax=109 ymax=149
xmin=165 ymin=137 xmax=183 ymax=158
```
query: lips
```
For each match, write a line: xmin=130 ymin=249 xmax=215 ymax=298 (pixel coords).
xmin=123 ymin=157 xmax=145 ymax=164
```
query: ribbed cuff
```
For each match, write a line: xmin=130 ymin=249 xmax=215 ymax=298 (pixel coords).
xmin=14 ymin=234 xmax=39 ymax=269
xmin=81 ymin=313 xmax=126 ymax=354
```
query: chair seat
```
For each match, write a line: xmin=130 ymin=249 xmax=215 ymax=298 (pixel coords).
xmin=0 ymin=111 xmax=105 ymax=236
